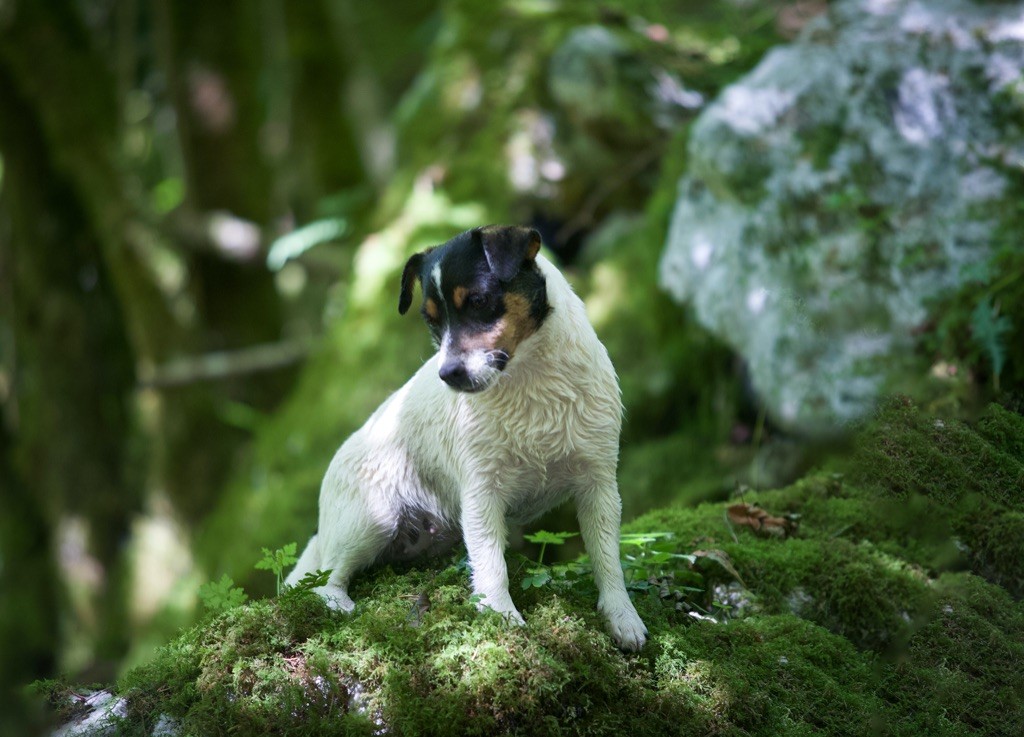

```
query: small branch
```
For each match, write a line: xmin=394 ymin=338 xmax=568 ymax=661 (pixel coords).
xmin=137 ymin=337 xmax=314 ymax=389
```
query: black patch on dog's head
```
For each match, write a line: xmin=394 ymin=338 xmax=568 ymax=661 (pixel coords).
xmin=398 ymin=225 xmax=552 ymax=391
xmin=477 ymin=225 xmax=542 ymax=282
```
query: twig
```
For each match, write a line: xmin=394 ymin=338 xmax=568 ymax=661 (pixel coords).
xmin=137 ymin=337 xmax=314 ymax=388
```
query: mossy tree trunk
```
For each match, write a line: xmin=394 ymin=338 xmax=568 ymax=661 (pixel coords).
xmin=0 ymin=54 xmax=139 ymax=678
xmin=0 ymin=318 xmax=60 ymax=733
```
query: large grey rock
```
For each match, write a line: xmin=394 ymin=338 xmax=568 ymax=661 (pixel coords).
xmin=659 ymin=0 xmax=1024 ymax=431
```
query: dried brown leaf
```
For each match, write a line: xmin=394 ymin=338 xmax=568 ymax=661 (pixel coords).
xmin=727 ymin=503 xmax=798 ymax=538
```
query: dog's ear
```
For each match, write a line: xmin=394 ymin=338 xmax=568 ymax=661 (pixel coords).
xmin=477 ymin=225 xmax=542 ymax=282
xmin=399 ymin=252 xmax=425 ymax=315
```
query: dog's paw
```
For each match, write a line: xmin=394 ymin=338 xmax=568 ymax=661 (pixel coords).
xmin=314 ymin=584 xmax=355 ymax=613
xmin=600 ymin=599 xmax=648 ymax=652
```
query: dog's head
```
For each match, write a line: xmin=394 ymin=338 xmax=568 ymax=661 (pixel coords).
xmin=399 ymin=225 xmax=551 ymax=393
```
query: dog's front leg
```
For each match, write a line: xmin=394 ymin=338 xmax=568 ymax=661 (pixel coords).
xmin=460 ymin=483 xmax=525 ymax=625
xmin=576 ymin=475 xmax=648 ymax=651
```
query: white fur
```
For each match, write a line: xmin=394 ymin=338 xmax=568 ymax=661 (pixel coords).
xmin=431 ymin=262 xmax=443 ymax=300
xmin=285 ymin=255 xmax=647 ymax=651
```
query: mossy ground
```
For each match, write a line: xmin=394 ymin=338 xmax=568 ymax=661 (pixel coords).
xmin=82 ymin=400 xmax=1023 ymax=736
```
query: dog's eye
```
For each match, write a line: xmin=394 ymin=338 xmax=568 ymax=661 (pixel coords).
xmin=467 ymin=293 xmax=488 ymax=310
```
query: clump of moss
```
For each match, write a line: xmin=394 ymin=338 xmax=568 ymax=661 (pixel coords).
xmin=852 ymin=397 xmax=1024 ymax=506
xmin=877 ymin=573 xmax=1024 ymax=737
xmin=977 ymin=401 xmax=1024 ymax=460
xmin=113 ymin=559 xmax=882 ymax=736
xmin=659 ymin=615 xmax=880 ymax=735
xmin=850 ymin=398 xmax=1024 ymax=595
xmin=626 ymin=481 xmax=935 ymax=653
xmin=120 ymin=590 xmax=368 ymax=735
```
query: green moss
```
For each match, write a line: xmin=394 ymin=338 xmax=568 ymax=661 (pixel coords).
xmin=853 ymin=398 xmax=1024 ymax=507
xmin=109 ymin=397 xmax=1024 ymax=736
xmin=660 ymin=616 xmax=880 ymax=736
xmin=120 ymin=592 xmax=366 ymax=735
xmin=114 ymin=563 xmax=884 ymax=736
xmin=627 ymin=486 xmax=934 ymax=652
xmin=111 ymin=550 xmax=1023 ymax=736
xmin=877 ymin=573 xmax=1024 ymax=737
xmin=848 ymin=398 xmax=1024 ymax=595
xmin=977 ymin=401 xmax=1024 ymax=459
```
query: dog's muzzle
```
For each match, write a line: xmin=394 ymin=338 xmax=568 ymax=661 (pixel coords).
xmin=438 ymin=352 xmax=508 ymax=393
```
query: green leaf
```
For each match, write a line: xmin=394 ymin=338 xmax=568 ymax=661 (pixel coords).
xmin=254 ymin=547 xmax=275 ymax=571
xmin=280 ymin=542 xmax=299 ymax=565
xmin=520 ymin=565 xmax=553 ymax=589
xmin=198 ymin=574 xmax=248 ymax=614
xmin=620 ymin=532 xmax=672 ymax=547
xmin=523 ymin=530 xmax=578 ymax=545
xmin=256 ymin=543 xmax=299 ymax=576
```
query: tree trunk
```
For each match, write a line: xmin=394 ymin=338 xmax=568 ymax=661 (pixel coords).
xmin=151 ymin=0 xmax=294 ymax=522
xmin=0 ymin=55 xmax=138 ymax=677
xmin=283 ymin=0 xmax=367 ymax=216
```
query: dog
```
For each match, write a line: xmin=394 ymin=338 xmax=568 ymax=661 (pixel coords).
xmin=285 ymin=224 xmax=647 ymax=651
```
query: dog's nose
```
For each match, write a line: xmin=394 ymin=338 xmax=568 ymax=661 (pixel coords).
xmin=439 ymin=359 xmax=470 ymax=390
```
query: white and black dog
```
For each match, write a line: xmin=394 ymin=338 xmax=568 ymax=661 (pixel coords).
xmin=285 ymin=224 xmax=647 ymax=651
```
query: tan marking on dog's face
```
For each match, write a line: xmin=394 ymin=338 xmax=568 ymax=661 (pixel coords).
xmin=424 ymin=298 xmax=440 ymax=321
xmin=453 ymin=286 xmax=468 ymax=310
xmin=454 ymin=293 xmax=539 ymax=359
xmin=524 ymin=233 xmax=541 ymax=261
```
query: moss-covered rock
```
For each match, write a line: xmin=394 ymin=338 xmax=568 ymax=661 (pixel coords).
xmin=878 ymin=572 xmax=1024 ymax=737
xmin=72 ymin=401 xmax=1020 ymax=736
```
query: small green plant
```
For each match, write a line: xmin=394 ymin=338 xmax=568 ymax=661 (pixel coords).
xmin=524 ymin=530 xmax=577 ymax=565
xmin=620 ymin=532 xmax=695 ymax=589
xmin=971 ymin=297 xmax=1012 ymax=390
xmin=197 ymin=545 xmax=323 ymax=615
xmin=256 ymin=542 xmax=299 ymax=596
xmin=288 ymin=568 xmax=332 ymax=592
xmin=198 ymin=573 xmax=249 ymax=614
xmin=923 ymin=241 xmax=1021 ymax=394
xmin=521 ymin=531 xmax=578 ymax=589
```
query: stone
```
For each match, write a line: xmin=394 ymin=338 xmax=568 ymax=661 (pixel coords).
xmin=659 ymin=0 xmax=1024 ymax=431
